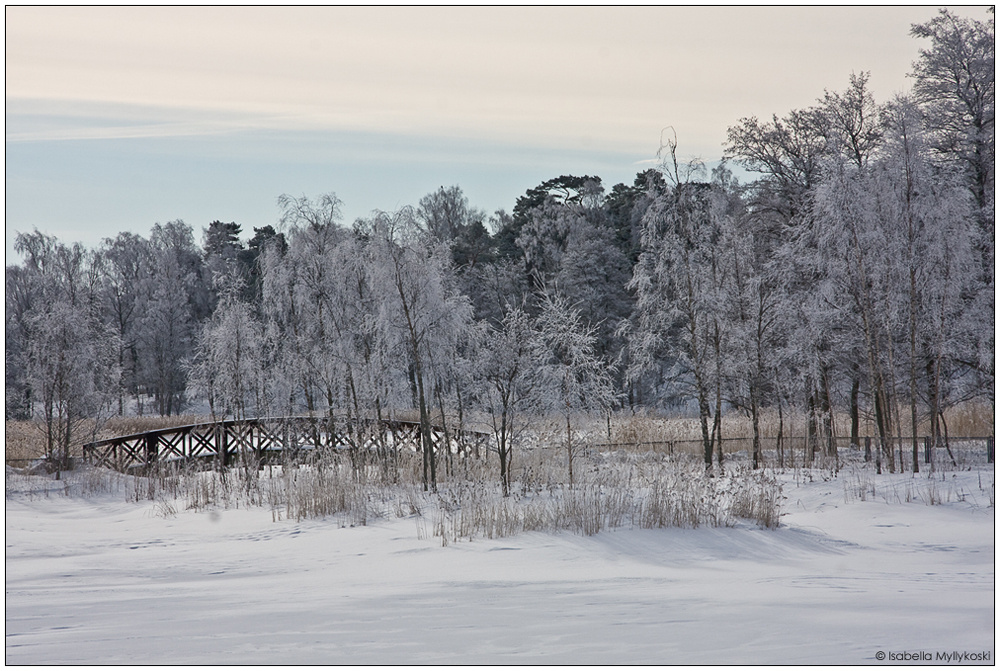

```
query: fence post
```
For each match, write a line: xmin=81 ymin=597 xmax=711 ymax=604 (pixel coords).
xmin=145 ymin=433 xmax=158 ymax=471
xmin=864 ymin=437 xmax=872 ymax=462
xmin=216 ymin=423 xmax=230 ymax=469
xmin=254 ymin=421 xmax=264 ymax=470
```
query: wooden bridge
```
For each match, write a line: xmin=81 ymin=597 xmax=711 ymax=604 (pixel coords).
xmin=82 ymin=416 xmax=491 ymax=473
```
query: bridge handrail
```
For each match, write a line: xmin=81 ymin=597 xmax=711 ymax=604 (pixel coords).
xmin=83 ymin=415 xmax=490 ymax=449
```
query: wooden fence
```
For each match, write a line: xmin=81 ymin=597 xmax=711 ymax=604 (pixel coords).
xmin=588 ymin=434 xmax=995 ymax=466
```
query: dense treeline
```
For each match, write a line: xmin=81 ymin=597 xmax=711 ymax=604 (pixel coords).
xmin=6 ymin=10 xmax=993 ymax=484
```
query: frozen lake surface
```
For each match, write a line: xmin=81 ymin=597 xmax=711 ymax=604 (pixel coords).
xmin=6 ymin=466 xmax=994 ymax=665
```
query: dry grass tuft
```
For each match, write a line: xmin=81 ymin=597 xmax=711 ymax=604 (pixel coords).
xmin=4 ymin=422 xmax=41 ymax=463
xmin=944 ymin=401 xmax=995 ymax=437
xmin=100 ymin=415 xmax=210 ymax=438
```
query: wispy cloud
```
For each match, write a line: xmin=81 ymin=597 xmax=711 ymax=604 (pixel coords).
xmin=8 ymin=6 xmax=970 ymax=158
xmin=5 ymin=98 xmax=328 ymax=144
xmin=6 ymin=120 xmax=242 ymax=143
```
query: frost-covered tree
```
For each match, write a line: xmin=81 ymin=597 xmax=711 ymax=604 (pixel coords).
xmin=136 ymin=221 xmax=204 ymax=416
xmin=811 ymin=153 xmax=901 ymax=471
xmin=910 ymin=8 xmax=995 ymax=417
xmin=711 ymin=165 xmax=785 ymax=469
xmin=319 ymin=228 xmax=408 ymax=475
xmin=260 ymin=229 xmax=314 ymax=414
xmin=472 ymin=305 xmax=547 ymax=496
xmin=818 ymin=71 xmax=887 ymax=170
xmin=189 ymin=279 xmax=266 ymax=422
xmin=910 ymin=9 xmax=994 ymax=217
xmin=6 ymin=265 xmax=34 ymax=419
xmin=514 ymin=178 xmax=632 ymax=371
xmin=417 ymin=185 xmax=487 ymax=244
xmin=10 ymin=231 xmax=119 ymax=471
xmin=416 ymin=186 xmax=499 ymax=332
xmin=96 ymin=232 xmax=154 ymax=415
xmin=262 ymin=194 xmax=349 ymax=416
xmin=536 ymin=292 xmax=616 ymax=486
xmin=278 ymin=192 xmax=344 ymax=232
xmin=883 ymin=97 xmax=980 ymax=468
xmin=802 ymin=89 xmax=984 ymax=473
xmin=725 ymin=106 xmax=828 ymax=224
xmin=24 ymin=302 xmax=119 ymax=471
xmin=240 ymin=225 xmax=287 ymax=305
xmin=364 ymin=207 xmax=474 ymax=492
xmin=202 ymin=220 xmax=245 ymax=311
xmin=625 ymin=139 xmax=734 ymax=471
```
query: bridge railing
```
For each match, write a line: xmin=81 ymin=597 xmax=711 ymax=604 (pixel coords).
xmin=82 ymin=416 xmax=491 ymax=473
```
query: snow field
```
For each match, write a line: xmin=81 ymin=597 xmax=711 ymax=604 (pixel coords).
xmin=5 ymin=464 xmax=994 ymax=665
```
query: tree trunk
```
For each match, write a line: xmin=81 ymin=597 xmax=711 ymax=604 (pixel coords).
xmin=498 ymin=407 xmax=510 ymax=497
xmin=776 ymin=395 xmax=785 ymax=469
xmin=415 ymin=363 xmax=436 ymax=493
xmin=850 ymin=372 xmax=860 ymax=449
xmin=908 ymin=264 xmax=920 ymax=474
xmin=697 ymin=384 xmax=713 ymax=472
xmin=435 ymin=382 xmax=453 ymax=478
xmin=927 ymin=358 xmax=940 ymax=451
xmin=873 ymin=384 xmax=890 ymax=474
xmin=807 ymin=384 xmax=818 ymax=464
xmin=566 ymin=409 xmax=574 ymax=487
xmin=713 ymin=376 xmax=724 ymax=473
xmin=821 ymin=368 xmax=837 ymax=469
xmin=939 ymin=410 xmax=957 ymax=467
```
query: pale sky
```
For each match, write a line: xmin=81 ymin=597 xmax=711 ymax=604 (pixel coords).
xmin=5 ymin=5 xmax=993 ymax=258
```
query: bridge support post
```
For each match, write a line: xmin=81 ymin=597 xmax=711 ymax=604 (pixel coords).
xmin=215 ymin=424 xmax=230 ymax=469
xmin=253 ymin=422 xmax=262 ymax=470
xmin=145 ymin=433 xmax=159 ymax=472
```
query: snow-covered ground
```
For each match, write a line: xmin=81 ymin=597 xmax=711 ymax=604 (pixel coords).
xmin=6 ymin=465 xmax=994 ymax=665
